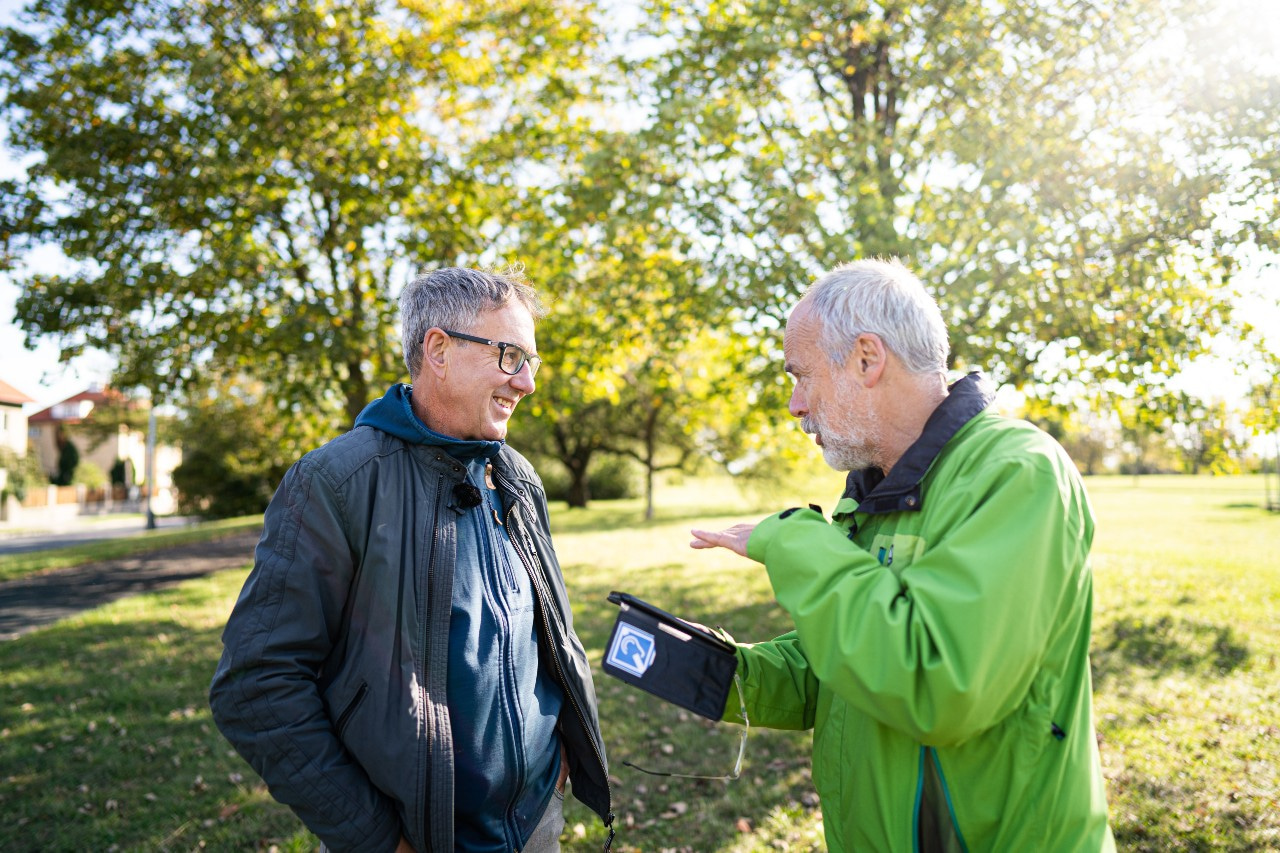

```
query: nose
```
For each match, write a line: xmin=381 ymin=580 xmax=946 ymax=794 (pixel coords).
xmin=788 ymin=385 xmax=807 ymax=420
xmin=510 ymin=361 xmax=536 ymax=395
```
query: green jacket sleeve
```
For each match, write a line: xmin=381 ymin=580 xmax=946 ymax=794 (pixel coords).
xmin=728 ymin=631 xmax=821 ymax=731
xmin=747 ymin=451 xmax=1092 ymax=747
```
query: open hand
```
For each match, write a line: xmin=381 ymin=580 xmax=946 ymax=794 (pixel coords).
xmin=689 ymin=522 xmax=757 ymax=558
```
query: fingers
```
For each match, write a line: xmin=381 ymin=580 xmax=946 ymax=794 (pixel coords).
xmin=689 ymin=523 xmax=754 ymax=558
xmin=688 ymin=528 xmax=720 ymax=549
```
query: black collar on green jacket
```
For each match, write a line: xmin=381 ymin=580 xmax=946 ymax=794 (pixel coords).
xmin=841 ymin=371 xmax=995 ymax=515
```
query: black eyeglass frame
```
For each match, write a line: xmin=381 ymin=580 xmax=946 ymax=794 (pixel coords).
xmin=440 ymin=328 xmax=542 ymax=377
xmin=622 ymin=673 xmax=750 ymax=782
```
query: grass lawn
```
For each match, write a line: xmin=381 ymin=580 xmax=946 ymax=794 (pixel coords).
xmin=0 ymin=474 xmax=1276 ymax=851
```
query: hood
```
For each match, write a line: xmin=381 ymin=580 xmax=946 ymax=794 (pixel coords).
xmin=354 ymin=383 xmax=502 ymax=462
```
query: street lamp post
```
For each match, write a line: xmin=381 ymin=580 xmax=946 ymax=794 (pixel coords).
xmin=145 ymin=401 xmax=157 ymax=530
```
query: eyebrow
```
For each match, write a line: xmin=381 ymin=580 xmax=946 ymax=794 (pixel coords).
xmin=474 ymin=331 xmax=537 ymax=357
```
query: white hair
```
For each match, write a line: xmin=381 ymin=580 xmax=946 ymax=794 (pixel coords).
xmin=804 ymin=258 xmax=950 ymax=376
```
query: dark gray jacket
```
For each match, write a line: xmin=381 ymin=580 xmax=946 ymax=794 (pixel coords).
xmin=209 ymin=426 xmax=612 ymax=852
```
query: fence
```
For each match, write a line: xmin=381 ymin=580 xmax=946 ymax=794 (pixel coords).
xmin=1 ymin=484 xmax=173 ymax=527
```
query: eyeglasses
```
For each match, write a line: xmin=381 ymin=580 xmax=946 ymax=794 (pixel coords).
xmin=441 ymin=329 xmax=542 ymax=377
xmin=622 ymin=674 xmax=749 ymax=782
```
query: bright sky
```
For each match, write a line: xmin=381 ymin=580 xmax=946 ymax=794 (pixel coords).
xmin=0 ymin=0 xmax=1276 ymax=413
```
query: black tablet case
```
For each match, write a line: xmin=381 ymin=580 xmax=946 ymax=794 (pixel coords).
xmin=601 ymin=591 xmax=738 ymax=721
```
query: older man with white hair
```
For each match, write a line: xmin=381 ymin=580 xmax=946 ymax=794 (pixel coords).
xmin=693 ymin=258 xmax=1114 ymax=852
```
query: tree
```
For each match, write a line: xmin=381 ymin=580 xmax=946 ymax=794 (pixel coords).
xmin=630 ymin=0 xmax=1280 ymax=400
xmin=1115 ymin=392 xmax=1179 ymax=477
xmin=1 ymin=0 xmax=603 ymax=427
xmin=170 ymin=374 xmax=331 ymax=518
xmin=507 ymin=148 xmax=766 ymax=510
xmin=52 ymin=434 xmax=79 ymax=486
xmin=1169 ymin=393 xmax=1245 ymax=475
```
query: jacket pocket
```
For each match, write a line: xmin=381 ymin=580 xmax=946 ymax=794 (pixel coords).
xmin=334 ymin=682 xmax=370 ymax=736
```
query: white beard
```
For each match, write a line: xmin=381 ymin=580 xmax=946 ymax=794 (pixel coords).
xmin=801 ymin=380 xmax=882 ymax=472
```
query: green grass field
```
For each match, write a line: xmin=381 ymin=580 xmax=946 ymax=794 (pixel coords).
xmin=0 ymin=474 xmax=1276 ymax=851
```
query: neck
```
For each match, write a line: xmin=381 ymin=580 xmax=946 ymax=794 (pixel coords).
xmin=409 ymin=382 xmax=439 ymax=433
xmin=877 ymin=372 xmax=949 ymax=475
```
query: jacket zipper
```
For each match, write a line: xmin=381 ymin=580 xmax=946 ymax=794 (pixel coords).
xmin=421 ymin=494 xmax=449 ymax=853
xmin=912 ymin=745 xmax=969 ymax=853
xmin=494 ymin=469 xmax=615 ymax=850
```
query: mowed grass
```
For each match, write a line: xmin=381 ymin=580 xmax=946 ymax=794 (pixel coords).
xmin=0 ymin=473 xmax=1276 ymax=851
xmin=1085 ymin=476 xmax=1280 ymax=851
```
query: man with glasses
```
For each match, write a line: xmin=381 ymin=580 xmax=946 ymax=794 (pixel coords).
xmin=691 ymin=259 xmax=1114 ymax=851
xmin=211 ymin=266 xmax=613 ymax=852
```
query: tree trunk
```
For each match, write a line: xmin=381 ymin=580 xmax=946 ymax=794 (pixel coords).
xmin=643 ymin=405 xmax=658 ymax=521
xmin=564 ymin=452 xmax=593 ymax=509
xmin=566 ymin=467 xmax=591 ymax=508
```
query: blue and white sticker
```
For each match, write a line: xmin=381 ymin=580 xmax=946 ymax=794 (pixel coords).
xmin=607 ymin=623 xmax=657 ymax=677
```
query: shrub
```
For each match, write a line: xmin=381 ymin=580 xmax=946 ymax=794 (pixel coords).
xmin=53 ymin=439 xmax=79 ymax=486
xmin=0 ymin=447 xmax=49 ymax=502
xmin=539 ymin=454 xmax=639 ymax=503
xmin=70 ymin=460 xmax=109 ymax=490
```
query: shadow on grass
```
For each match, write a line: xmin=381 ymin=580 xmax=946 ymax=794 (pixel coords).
xmin=1109 ymin=770 xmax=1267 ymax=852
xmin=1092 ymin=614 xmax=1249 ymax=687
xmin=0 ymin=614 xmax=302 ymax=852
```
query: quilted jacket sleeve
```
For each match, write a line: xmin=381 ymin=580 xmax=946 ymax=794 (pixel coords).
xmin=208 ymin=457 xmax=402 ymax=852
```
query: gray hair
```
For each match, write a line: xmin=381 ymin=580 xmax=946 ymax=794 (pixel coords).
xmin=400 ymin=265 xmax=546 ymax=379
xmin=805 ymin=258 xmax=950 ymax=375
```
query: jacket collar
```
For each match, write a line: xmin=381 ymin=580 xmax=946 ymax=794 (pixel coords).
xmin=355 ymin=382 xmax=503 ymax=462
xmin=841 ymin=372 xmax=994 ymax=515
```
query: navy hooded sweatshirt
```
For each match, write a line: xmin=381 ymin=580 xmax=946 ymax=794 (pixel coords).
xmin=354 ymin=384 xmax=564 ymax=851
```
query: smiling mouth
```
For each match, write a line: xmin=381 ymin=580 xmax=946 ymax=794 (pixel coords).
xmin=493 ymin=395 xmax=518 ymax=414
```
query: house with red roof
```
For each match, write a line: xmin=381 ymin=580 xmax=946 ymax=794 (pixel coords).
xmin=26 ymin=384 xmax=180 ymax=500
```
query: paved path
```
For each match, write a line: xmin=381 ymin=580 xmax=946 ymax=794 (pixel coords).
xmin=0 ymin=529 xmax=260 ymax=641
xmin=0 ymin=515 xmax=199 ymax=555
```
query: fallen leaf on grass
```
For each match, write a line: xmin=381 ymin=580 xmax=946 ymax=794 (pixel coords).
xmin=660 ymin=801 xmax=688 ymax=819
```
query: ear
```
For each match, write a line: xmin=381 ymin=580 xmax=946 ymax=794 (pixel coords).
xmin=847 ymin=333 xmax=888 ymax=387
xmin=420 ymin=327 xmax=452 ymax=380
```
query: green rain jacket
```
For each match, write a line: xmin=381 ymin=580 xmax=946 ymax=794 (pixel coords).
xmin=738 ymin=373 xmax=1114 ymax=852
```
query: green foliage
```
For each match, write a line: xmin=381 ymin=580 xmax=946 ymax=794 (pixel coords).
xmin=69 ymin=460 xmax=109 ymax=490
xmin=536 ymin=454 xmax=640 ymax=503
xmin=1170 ymin=395 xmax=1247 ymax=475
xmin=630 ymin=0 xmax=1280 ymax=398
xmin=1242 ymin=350 xmax=1280 ymax=439
xmin=0 ymin=446 xmax=48 ymax=502
xmin=0 ymin=0 xmax=604 ymax=428
xmin=509 ymin=126 xmax=770 ymax=511
xmin=170 ymin=376 xmax=329 ymax=519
